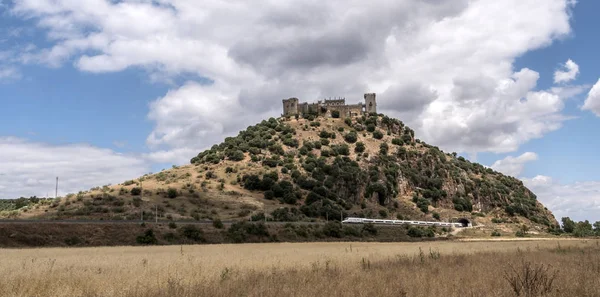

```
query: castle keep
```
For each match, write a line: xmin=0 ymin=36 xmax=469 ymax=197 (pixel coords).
xmin=282 ymin=93 xmax=377 ymax=117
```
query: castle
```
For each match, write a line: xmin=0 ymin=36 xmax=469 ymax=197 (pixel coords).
xmin=282 ymin=93 xmax=377 ymax=118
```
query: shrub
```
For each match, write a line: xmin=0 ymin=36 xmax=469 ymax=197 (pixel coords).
xmin=243 ymin=174 xmax=262 ymax=190
xmin=331 ymin=110 xmax=340 ymax=118
xmin=366 ymin=124 xmax=376 ymax=132
xmin=432 ymin=212 xmax=440 ymax=220
xmin=344 ymin=118 xmax=352 ymax=126
xmin=378 ymin=209 xmax=388 ymax=218
xmin=167 ymin=188 xmax=178 ymax=199
xmin=408 ymin=226 xmax=434 ymax=238
xmin=322 ymin=222 xmax=343 ymax=238
xmin=64 ymin=236 xmax=82 ymax=246
xmin=491 ymin=230 xmax=501 ymax=237
xmin=453 ymin=197 xmax=472 ymax=212
xmin=391 ymin=138 xmax=404 ymax=146
xmin=373 ymin=130 xmax=384 ymax=139
xmin=136 ymin=229 xmax=158 ymax=245
xmin=181 ymin=225 xmax=206 ymax=242
xmin=227 ymin=150 xmax=245 ymax=161
xmin=251 ymin=213 xmax=265 ymax=221
xmin=123 ymin=180 xmax=136 ymax=186
xmin=379 ymin=142 xmax=389 ymax=155
xmin=213 ymin=218 xmax=224 ymax=229
xmin=227 ymin=222 xmax=270 ymax=243
xmin=130 ymin=187 xmax=142 ymax=196
xmin=344 ymin=132 xmax=358 ymax=143
xmin=362 ymin=223 xmax=378 ymax=235
xmin=355 ymin=142 xmax=365 ymax=153
xmin=343 ymin=225 xmax=361 ymax=237
xmin=503 ymin=261 xmax=558 ymax=297
xmin=264 ymin=190 xmax=275 ymax=200
xmin=168 ymin=222 xmax=177 ymax=229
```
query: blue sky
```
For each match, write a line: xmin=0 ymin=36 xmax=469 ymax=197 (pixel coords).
xmin=1 ymin=0 xmax=599 ymax=222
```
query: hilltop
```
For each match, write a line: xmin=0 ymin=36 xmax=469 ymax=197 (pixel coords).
xmin=5 ymin=112 xmax=557 ymax=238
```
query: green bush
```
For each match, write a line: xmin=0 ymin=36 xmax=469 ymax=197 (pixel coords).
xmin=355 ymin=142 xmax=365 ymax=153
xmin=379 ymin=209 xmax=388 ymax=218
xmin=491 ymin=230 xmax=501 ymax=237
xmin=322 ymin=222 xmax=343 ymax=238
xmin=432 ymin=212 xmax=440 ymax=220
xmin=391 ymin=138 xmax=404 ymax=146
xmin=453 ymin=197 xmax=472 ymax=212
xmin=167 ymin=188 xmax=178 ymax=199
xmin=331 ymin=110 xmax=340 ymax=118
xmin=373 ymin=130 xmax=384 ymax=139
xmin=264 ymin=190 xmax=275 ymax=200
xmin=168 ymin=222 xmax=177 ymax=229
xmin=213 ymin=218 xmax=224 ymax=229
xmin=366 ymin=124 xmax=376 ymax=132
xmin=136 ymin=229 xmax=158 ymax=245
xmin=130 ymin=187 xmax=142 ymax=196
xmin=362 ymin=223 xmax=378 ymax=235
xmin=344 ymin=132 xmax=358 ymax=143
xmin=379 ymin=142 xmax=389 ymax=155
xmin=181 ymin=225 xmax=206 ymax=242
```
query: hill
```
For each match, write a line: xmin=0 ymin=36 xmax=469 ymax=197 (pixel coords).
xmin=6 ymin=113 xmax=557 ymax=234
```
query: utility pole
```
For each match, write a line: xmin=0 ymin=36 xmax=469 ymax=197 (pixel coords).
xmin=55 ymin=177 xmax=58 ymax=198
xmin=140 ymin=181 xmax=143 ymax=222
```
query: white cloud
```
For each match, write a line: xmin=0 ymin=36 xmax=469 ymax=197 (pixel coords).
xmin=0 ymin=137 xmax=149 ymax=199
xmin=553 ymin=59 xmax=579 ymax=83
xmin=523 ymin=175 xmax=600 ymax=223
xmin=582 ymin=78 xmax=600 ymax=116
xmin=9 ymin=0 xmax=577 ymax=163
xmin=491 ymin=152 xmax=538 ymax=177
xmin=0 ymin=66 xmax=20 ymax=81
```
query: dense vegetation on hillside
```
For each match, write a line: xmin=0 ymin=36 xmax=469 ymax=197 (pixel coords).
xmin=190 ymin=113 xmax=556 ymax=227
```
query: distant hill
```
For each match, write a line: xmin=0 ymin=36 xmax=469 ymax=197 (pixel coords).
xmin=9 ymin=113 xmax=557 ymax=232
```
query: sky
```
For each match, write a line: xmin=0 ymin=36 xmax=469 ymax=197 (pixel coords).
xmin=1 ymin=0 xmax=599 ymax=222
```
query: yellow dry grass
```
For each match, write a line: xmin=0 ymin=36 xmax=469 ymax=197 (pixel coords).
xmin=1 ymin=239 xmax=599 ymax=297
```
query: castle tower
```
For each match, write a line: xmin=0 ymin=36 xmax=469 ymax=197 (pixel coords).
xmin=282 ymin=98 xmax=299 ymax=116
xmin=364 ymin=93 xmax=377 ymax=114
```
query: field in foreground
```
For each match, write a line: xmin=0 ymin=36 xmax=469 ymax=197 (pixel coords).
xmin=1 ymin=239 xmax=599 ymax=297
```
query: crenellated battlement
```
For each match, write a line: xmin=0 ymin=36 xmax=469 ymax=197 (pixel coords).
xmin=282 ymin=93 xmax=376 ymax=117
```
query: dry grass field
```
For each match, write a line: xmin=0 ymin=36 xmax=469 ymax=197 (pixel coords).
xmin=1 ymin=239 xmax=599 ymax=297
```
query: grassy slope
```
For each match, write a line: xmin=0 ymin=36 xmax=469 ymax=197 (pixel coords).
xmin=10 ymin=114 xmax=557 ymax=235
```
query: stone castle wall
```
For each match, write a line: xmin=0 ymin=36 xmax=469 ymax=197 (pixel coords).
xmin=282 ymin=93 xmax=376 ymax=117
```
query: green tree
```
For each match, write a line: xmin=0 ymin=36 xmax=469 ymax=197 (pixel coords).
xmin=594 ymin=221 xmax=600 ymax=235
xmin=373 ymin=130 xmax=384 ymax=139
xmin=130 ymin=187 xmax=142 ymax=196
xmin=136 ymin=229 xmax=158 ymax=245
xmin=561 ymin=217 xmax=576 ymax=233
xmin=379 ymin=142 xmax=389 ymax=155
xmin=573 ymin=220 xmax=594 ymax=237
xmin=167 ymin=188 xmax=178 ymax=199
xmin=355 ymin=142 xmax=365 ymax=153
xmin=344 ymin=132 xmax=358 ymax=143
